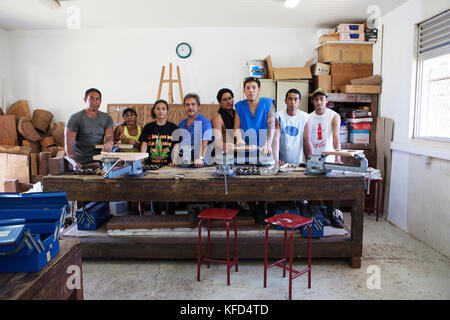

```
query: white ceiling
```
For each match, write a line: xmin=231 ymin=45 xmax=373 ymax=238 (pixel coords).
xmin=0 ymin=0 xmax=408 ymax=30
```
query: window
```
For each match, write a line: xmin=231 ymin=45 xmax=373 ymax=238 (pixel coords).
xmin=414 ymin=9 xmax=450 ymax=142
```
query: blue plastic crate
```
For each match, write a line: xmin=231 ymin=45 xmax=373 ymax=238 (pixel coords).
xmin=76 ymin=201 xmax=110 ymax=230
xmin=0 ymin=233 xmax=60 ymax=273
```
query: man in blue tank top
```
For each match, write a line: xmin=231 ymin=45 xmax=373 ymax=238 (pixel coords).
xmin=234 ymin=77 xmax=276 ymax=164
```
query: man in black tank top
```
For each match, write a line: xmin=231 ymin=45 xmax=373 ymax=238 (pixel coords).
xmin=212 ymin=88 xmax=235 ymax=151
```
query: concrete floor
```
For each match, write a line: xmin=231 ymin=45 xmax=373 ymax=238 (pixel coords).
xmin=81 ymin=212 xmax=450 ymax=300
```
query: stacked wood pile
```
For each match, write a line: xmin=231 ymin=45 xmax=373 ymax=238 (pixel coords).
xmin=0 ymin=100 xmax=67 ymax=192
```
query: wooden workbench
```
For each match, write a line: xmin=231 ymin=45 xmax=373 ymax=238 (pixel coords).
xmin=42 ymin=167 xmax=365 ymax=268
xmin=0 ymin=240 xmax=83 ymax=300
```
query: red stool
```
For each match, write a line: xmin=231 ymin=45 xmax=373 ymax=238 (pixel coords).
xmin=264 ymin=212 xmax=313 ymax=300
xmin=197 ymin=208 xmax=239 ymax=286
xmin=364 ymin=177 xmax=383 ymax=221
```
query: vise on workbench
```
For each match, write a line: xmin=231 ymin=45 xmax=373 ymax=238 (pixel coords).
xmin=93 ymin=152 xmax=149 ymax=179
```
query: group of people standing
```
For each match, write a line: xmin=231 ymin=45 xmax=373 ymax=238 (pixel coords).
xmin=65 ymin=77 xmax=341 ymax=171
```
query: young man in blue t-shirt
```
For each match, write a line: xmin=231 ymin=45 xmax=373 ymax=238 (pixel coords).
xmin=234 ymin=77 xmax=277 ymax=165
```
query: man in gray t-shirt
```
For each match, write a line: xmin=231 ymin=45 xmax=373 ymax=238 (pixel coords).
xmin=65 ymin=88 xmax=114 ymax=168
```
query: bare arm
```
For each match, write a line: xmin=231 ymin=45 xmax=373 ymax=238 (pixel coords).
xmin=103 ymin=127 xmax=114 ymax=152
xmin=212 ymin=114 xmax=224 ymax=150
xmin=272 ymin=118 xmax=281 ymax=166
xmin=332 ymin=114 xmax=341 ymax=163
xmin=262 ymin=103 xmax=276 ymax=155
xmin=233 ymin=111 xmax=245 ymax=146
xmin=64 ymin=127 xmax=82 ymax=168
xmin=303 ymin=121 xmax=313 ymax=160
xmin=114 ymin=125 xmax=123 ymax=143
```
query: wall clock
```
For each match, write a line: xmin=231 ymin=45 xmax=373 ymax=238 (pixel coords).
xmin=176 ymin=42 xmax=192 ymax=59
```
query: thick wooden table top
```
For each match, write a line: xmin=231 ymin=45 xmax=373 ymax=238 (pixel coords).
xmin=43 ymin=166 xmax=365 ymax=202
xmin=0 ymin=240 xmax=83 ymax=300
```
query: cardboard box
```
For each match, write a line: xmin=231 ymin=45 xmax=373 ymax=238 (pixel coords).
xmin=314 ymin=75 xmax=332 ymax=92
xmin=319 ymin=33 xmax=339 ymax=44
xmin=318 ymin=43 xmax=373 ymax=63
xmin=264 ymin=55 xmax=274 ymax=79
xmin=311 ymin=62 xmax=331 ymax=75
xmin=272 ymin=57 xmax=315 ymax=80
xmin=339 ymin=32 xmax=365 ymax=41
xmin=334 ymin=23 xmax=365 ymax=33
xmin=330 ymin=63 xmax=373 ymax=91
xmin=341 ymin=84 xmax=381 ymax=94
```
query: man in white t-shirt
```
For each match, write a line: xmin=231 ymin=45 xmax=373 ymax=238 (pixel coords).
xmin=274 ymin=88 xmax=312 ymax=166
xmin=307 ymin=88 xmax=341 ymax=163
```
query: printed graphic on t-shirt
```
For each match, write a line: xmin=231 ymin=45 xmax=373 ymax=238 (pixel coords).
xmin=149 ymin=134 xmax=171 ymax=163
xmin=285 ymin=126 xmax=299 ymax=137
xmin=312 ymin=122 xmax=327 ymax=150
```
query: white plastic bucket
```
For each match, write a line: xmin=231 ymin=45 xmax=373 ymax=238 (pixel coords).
xmin=246 ymin=60 xmax=266 ymax=78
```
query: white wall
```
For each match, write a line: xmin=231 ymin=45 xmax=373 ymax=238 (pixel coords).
xmin=0 ymin=27 xmax=9 ymax=112
xmin=380 ymin=0 xmax=450 ymax=258
xmin=7 ymin=27 xmax=317 ymax=123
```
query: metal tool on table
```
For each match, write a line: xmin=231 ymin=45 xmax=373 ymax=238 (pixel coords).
xmin=93 ymin=151 xmax=148 ymax=179
xmin=305 ymin=150 xmax=368 ymax=175
xmin=214 ymin=151 xmax=235 ymax=195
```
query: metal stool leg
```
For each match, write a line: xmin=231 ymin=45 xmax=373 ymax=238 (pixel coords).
xmin=376 ymin=180 xmax=382 ymax=221
xmin=197 ymin=219 xmax=202 ymax=281
xmin=283 ymin=227 xmax=287 ymax=278
xmin=234 ymin=216 xmax=238 ymax=272
xmin=289 ymin=228 xmax=294 ymax=300
xmin=207 ymin=219 xmax=211 ymax=268
xmin=264 ymin=224 xmax=269 ymax=288
xmin=308 ymin=224 xmax=311 ymax=289
xmin=226 ymin=221 xmax=230 ymax=286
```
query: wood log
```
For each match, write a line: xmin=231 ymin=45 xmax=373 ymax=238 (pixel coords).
xmin=18 ymin=117 xmax=41 ymax=142
xmin=0 ymin=145 xmax=31 ymax=156
xmin=0 ymin=179 xmax=19 ymax=192
xmin=41 ymin=146 xmax=59 ymax=158
xmin=31 ymin=109 xmax=54 ymax=133
xmin=40 ymin=136 xmax=56 ymax=148
xmin=21 ymin=139 xmax=41 ymax=153
xmin=48 ymin=150 xmax=66 ymax=175
xmin=0 ymin=115 xmax=18 ymax=146
xmin=18 ymin=182 xmax=33 ymax=193
xmin=50 ymin=121 xmax=66 ymax=147
xmin=7 ymin=100 xmax=31 ymax=121
xmin=351 ymin=75 xmax=382 ymax=85
xmin=39 ymin=151 xmax=51 ymax=175
xmin=0 ymin=153 xmax=30 ymax=184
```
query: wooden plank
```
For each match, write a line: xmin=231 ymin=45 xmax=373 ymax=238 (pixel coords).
xmin=95 ymin=144 xmax=133 ymax=149
xmin=39 ymin=151 xmax=51 ymax=175
xmin=0 ymin=115 xmax=18 ymax=146
xmin=0 ymin=153 xmax=30 ymax=184
xmin=30 ymin=153 xmax=38 ymax=176
xmin=107 ymin=103 xmax=219 ymax=129
xmin=93 ymin=152 xmax=148 ymax=161
xmin=106 ymin=214 xmax=255 ymax=230
xmin=0 ymin=145 xmax=31 ymax=156
xmin=341 ymin=85 xmax=381 ymax=94
xmin=322 ymin=149 xmax=364 ymax=157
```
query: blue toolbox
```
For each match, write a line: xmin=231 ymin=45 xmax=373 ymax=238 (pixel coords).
xmin=274 ymin=202 xmax=302 ymax=231
xmin=76 ymin=201 xmax=110 ymax=230
xmin=0 ymin=192 xmax=69 ymax=273
xmin=299 ymin=204 xmax=324 ymax=238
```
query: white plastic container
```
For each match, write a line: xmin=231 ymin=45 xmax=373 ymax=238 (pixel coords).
xmin=109 ymin=201 xmax=128 ymax=216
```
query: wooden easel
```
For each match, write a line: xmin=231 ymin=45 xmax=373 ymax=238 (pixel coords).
xmin=157 ymin=63 xmax=184 ymax=104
